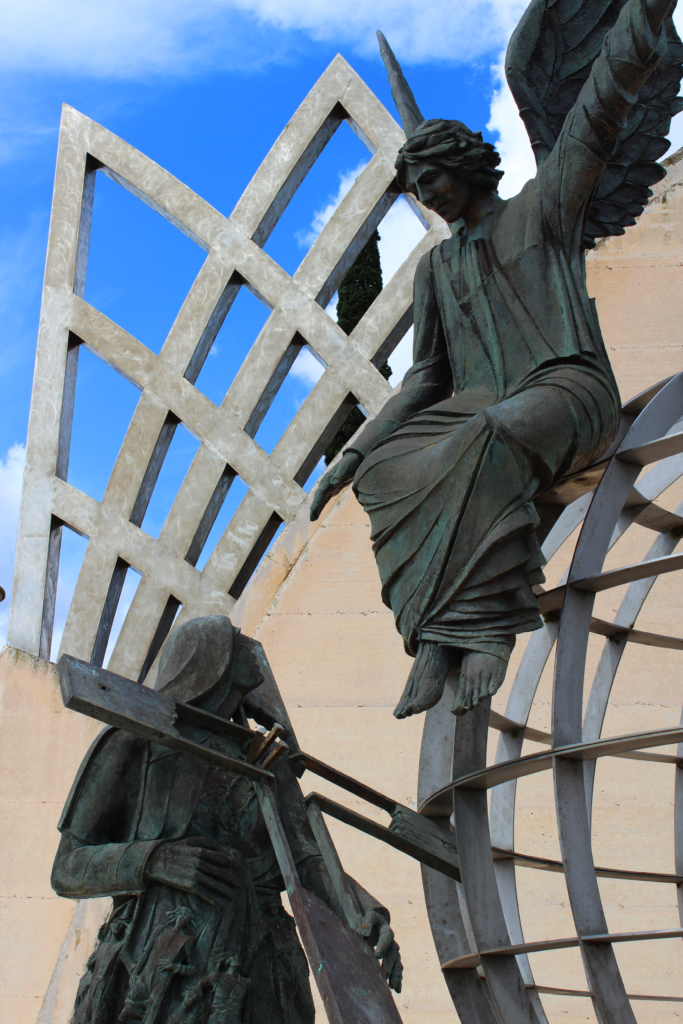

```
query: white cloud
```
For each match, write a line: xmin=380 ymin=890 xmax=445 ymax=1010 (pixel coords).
xmin=236 ymin=0 xmax=527 ymax=62
xmin=668 ymin=114 xmax=683 ymax=157
xmin=0 ymin=0 xmax=527 ymax=79
xmin=0 ymin=444 xmax=26 ymax=646
xmin=487 ymin=53 xmax=536 ymax=199
xmin=387 ymin=327 xmax=413 ymax=384
xmin=377 ymin=196 xmax=426 ymax=283
xmin=290 ymin=346 xmax=325 ymax=387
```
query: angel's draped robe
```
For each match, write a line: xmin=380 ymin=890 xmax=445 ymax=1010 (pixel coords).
xmin=350 ymin=0 xmax=665 ymax=662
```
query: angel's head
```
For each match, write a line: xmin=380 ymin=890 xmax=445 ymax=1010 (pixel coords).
xmin=396 ymin=119 xmax=503 ymax=223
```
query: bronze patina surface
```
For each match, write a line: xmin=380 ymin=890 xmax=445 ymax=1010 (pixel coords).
xmin=311 ymin=0 xmax=683 ymax=719
xmin=52 ymin=616 xmax=403 ymax=1024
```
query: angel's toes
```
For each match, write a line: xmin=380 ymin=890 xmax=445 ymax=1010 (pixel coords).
xmin=450 ymin=681 xmax=472 ymax=717
xmin=487 ymin=659 xmax=507 ymax=696
xmin=394 ymin=643 xmax=451 ymax=719
xmin=393 ymin=678 xmax=417 ymax=719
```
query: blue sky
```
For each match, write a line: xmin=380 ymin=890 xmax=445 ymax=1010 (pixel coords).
xmin=2 ymin=0 xmax=682 ymax=655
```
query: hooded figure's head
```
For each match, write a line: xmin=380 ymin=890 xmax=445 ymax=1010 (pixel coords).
xmin=156 ymin=615 xmax=262 ymax=720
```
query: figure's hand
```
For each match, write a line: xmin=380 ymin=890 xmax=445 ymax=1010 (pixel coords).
xmin=145 ymin=838 xmax=244 ymax=908
xmin=158 ymin=958 xmax=195 ymax=976
xmin=310 ymin=451 xmax=363 ymax=521
xmin=361 ymin=910 xmax=403 ymax=993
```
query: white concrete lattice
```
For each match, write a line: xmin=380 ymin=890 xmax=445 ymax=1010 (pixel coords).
xmin=8 ymin=54 xmax=449 ymax=681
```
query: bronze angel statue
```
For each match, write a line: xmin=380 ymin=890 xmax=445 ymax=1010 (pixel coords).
xmin=311 ymin=0 xmax=683 ymax=717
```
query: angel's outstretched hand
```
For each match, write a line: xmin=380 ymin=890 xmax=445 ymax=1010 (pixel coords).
xmin=309 ymin=451 xmax=362 ymax=521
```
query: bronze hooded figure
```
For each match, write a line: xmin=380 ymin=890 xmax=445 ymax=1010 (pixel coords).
xmin=52 ymin=617 xmax=403 ymax=1024
xmin=311 ymin=0 xmax=683 ymax=719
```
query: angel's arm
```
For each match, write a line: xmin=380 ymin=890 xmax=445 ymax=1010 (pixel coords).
xmin=342 ymin=249 xmax=451 ymax=459
xmin=309 ymin=248 xmax=451 ymax=520
xmin=541 ymin=0 xmax=670 ymax=247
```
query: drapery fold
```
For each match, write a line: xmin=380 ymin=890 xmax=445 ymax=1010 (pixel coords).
xmin=354 ymin=365 xmax=619 ymax=658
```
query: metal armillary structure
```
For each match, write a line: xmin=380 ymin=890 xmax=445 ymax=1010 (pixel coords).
xmin=418 ymin=375 xmax=683 ymax=1023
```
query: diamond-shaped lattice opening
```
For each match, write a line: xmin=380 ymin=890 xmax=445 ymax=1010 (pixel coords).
xmin=317 ymin=392 xmax=370 ymax=474
xmin=377 ymin=195 xmax=428 ymax=285
xmin=189 ymin=472 xmax=248 ymax=572
xmin=91 ymin=560 xmax=143 ymax=669
xmin=84 ymin=169 xmax=206 ymax=353
xmin=50 ymin=522 xmax=89 ymax=661
xmin=228 ymin=511 xmax=284 ymax=600
xmin=191 ymin=281 xmax=271 ymax=406
xmin=323 ymin=195 xmax=423 ymax=331
xmin=67 ymin=342 xmax=142 ymax=502
xmin=138 ymin=420 xmax=201 ymax=538
xmin=251 ymin=341 xmax=326 ymax=455
xmin=139 ymin=594 xmax=184 ymax=684
xmin=386 ymin=326 xmax=414 ymax=384
xmin=262 ymin=117 xmax=372 ymax=275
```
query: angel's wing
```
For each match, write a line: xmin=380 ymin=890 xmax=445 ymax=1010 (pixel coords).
xmin=506 ymin=0 xmax=683 ymax=247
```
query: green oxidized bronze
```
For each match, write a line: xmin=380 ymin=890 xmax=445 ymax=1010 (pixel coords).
xmin=311 ymin=0 xmax=683 ymax=719
xmin=52 ymin=616 xmax=403 ymax=1024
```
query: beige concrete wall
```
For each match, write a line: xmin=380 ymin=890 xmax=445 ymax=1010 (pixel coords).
xmin=4 ymin=155 xmax=683 ymax=1024
xmin=586 ymin=149 xmax=683 ymax=400
xmin=0 ymin=647 xmax=108 ymax=1024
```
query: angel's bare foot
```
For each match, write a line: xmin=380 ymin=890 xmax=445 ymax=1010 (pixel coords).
xmin=451 ymin=651 xmax=507 ymax=717
xmin=394 ymin=643 xmax=454 ymax=719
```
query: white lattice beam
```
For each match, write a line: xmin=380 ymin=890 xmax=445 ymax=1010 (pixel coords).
xmin=9 ymin=53 xmax=449 ymax=676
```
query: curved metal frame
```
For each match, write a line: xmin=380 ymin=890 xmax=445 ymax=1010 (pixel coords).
xmin=418 ymin=372 xmax=683 ymax=1023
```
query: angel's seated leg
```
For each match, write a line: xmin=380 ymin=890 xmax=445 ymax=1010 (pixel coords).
xmin=450 ymin=650 xmax=507 ymax=716
xmin=393 ymin=643 xmax=458 ymax=719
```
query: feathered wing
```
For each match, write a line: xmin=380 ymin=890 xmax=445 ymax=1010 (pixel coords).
xmin=506 ymin=0 xmax=683 ymax=247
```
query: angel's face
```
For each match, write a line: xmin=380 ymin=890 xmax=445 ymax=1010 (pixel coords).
xmin=403 ymin=163 xmax=472 ymax=222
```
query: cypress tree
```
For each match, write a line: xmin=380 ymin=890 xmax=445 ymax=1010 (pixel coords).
xmin=324 ymin=230 xmax=391 ymax=464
